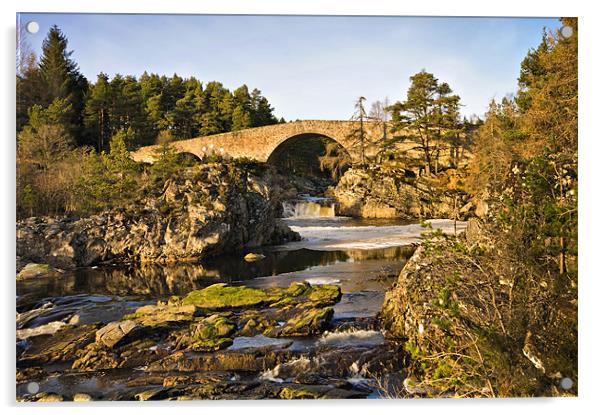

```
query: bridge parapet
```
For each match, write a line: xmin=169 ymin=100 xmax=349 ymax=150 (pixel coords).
xmin=130 ymin=120 xmax=391 ymax=164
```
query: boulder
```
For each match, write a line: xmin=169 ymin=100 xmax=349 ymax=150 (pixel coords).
xmin=16 ymin=263 xmax=61 ymax=280
xmin=172 ymin=314 xmax=236 ymax=352
xmin=123 ymin=304 xmax=198 ymax=326
xmin=73 ymin=393 xmax=92 ymax=402
xmin=18 ymin=324 xmax=99 ymax=367
xmin=95 ymin=320 xmax=139 ymax=348
xmin=244 ymin=252 xmax=266 ymax=262
xmin=266 ymin=307 xmax=334 ymax=337
xmin=181 ymin=283 xmax=273 ymax=309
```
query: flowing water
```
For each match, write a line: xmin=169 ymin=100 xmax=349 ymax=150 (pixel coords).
xmin=16 ymin=196 xmax=466 ymax=400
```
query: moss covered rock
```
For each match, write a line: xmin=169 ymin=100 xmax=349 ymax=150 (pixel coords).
xmin=267 ymin=307 xmax=334 ymax=337
xmin=269 ymin=282 xmax=342 ymax=308
xmin=172 ymin=314 xmax=237 ymax=352
xmin=180 ymin=282 xmax=342 ymax=310
xmin=123 ymin=304 xmax=199 ymax=326
xmin=181 ymin=283 xmax=272 ymax=309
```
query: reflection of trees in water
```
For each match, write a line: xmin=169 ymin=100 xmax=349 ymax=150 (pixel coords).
xmin=344 ymin=245 xmax=416 ymax=262
xmin=17 ymin=245 xmax=417 ymax=301
xmin=101 ymin=264 xmax=224 ymax=297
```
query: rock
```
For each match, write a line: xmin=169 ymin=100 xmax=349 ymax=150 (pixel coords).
xmin=172 ymin=314 xmax=236 ymax=352
xmin=72 ymin=393 xmax=92 ymax=402
xmin=330 ymin=166 xmax=471 ymax=220
xmin=34 ymin=392 xmax=64 ymax=402
xmin=16 ymin=263 xmax=61 ymax=280
xmin=148 ymin=343 xmax=299 ymax=373
xmin=267 ymin=307 xmax=334 ymax=337
xmin=269 ymin=282 xmax=342 ymax=308
xmin=237 ymin=310 xmax=278 ymax=336
xmin=361 ymin=202 xmax=397 ymax=219
xmin=135 ymin=388 xmax=169 ymax=401
xmin=16 ymin=163 xmax=300 ymax=268
xmin=18 ymin=324 xmax=99 ymax=367
xmin=180 ymin=282 xmax=342 ymax=311
xmin=72 ymin=336 xmax=168 ymax=371
xmin=475 ymin=197 xmax=489 ymax=218
xmin=244 ymin=252 xmax=266 ymax=262
xmin=379 ymin=235 xmax=577 ymax=397
xmin=95 ymin=320 xmax=138 ymax=348
xmin=123 ymin=304 xmax=198 ymax=326
xmin=181 ymin=283 xmax=273 ymax=309
xmin=16 ymin=321 xmax=67 ymax=340
xmin=278 ymin=384 xmax=331 ymax=399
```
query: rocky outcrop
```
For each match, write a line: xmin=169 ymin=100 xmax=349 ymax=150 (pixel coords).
xmin=17 ymin=280 xmax=414 ymax=400
xmin=18 ymin=282 xmax=341 ymax=372
xmin=329 ymin=166 xmax=472 ymax=220
xmin=379 ymin=231 xmax=577 ymax=397
xmin=16 ymin=163 xmax=300 ymax=269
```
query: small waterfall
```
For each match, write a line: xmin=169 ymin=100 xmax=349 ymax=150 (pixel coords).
xmin=282 ymin=195 xmax=336 ymax=218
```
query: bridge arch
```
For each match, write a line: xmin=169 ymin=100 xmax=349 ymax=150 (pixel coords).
xmin=266 ymin=132 xmax=351 ymax=178
xmin=175 ymin=152 xmax=202 ymax=163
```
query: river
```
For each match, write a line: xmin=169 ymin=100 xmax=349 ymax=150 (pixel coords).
xmin=16 ymin=196 xmax=466 ymax=400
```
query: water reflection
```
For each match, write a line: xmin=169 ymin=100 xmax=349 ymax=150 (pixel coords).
xmin=17 ymin=245 xmax=416 ymax=303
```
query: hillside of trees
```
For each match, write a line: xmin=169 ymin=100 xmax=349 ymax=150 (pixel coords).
xmin=17 ymin=25 xmax=282 ymax=152
xmin=16 ymin=25 xmax=282 ymax=219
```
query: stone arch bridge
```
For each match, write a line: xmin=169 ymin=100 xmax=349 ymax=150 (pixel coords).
xmin=130 ymin=120 xmax=393 ymax=165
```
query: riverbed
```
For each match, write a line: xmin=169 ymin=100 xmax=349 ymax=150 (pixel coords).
xmin=16 ymin=198 xmax=466 ymax=400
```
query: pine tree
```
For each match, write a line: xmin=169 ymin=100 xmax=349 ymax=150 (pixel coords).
xmin=170 ymin=87 xmax=201 ymax=139
xmin=198 ymin=112 xmax=222 ymax=136
xmin=17 ymin=50 xmax=45 ymax=132
xmin=389 ymin=70 xmax=462 ymax=175
xmin=516 ymin=31 xmax=550 ymax=113
xmin=250 ymin=88 xmax=277 ymax=127
xmin=84 ymin=73 xmax=112 ymax=151
xmin=347 ymin=96 xmax=369 ymax=166
xmin=38 ymin=25 xmax=88 ymax=144
xmin=231 ymin=105 xmax=252 ymax=131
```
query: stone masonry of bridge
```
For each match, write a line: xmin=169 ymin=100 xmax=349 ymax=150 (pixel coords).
xmin=130 ymin=120 xmax=401 ymax=164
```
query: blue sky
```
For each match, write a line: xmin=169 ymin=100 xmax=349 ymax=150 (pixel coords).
xmin=18 ymin=13 xmax=560 ymax=120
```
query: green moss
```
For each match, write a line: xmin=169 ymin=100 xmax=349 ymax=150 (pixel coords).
xmin=173 ymin=313 xmax=236 ymax=352
xmin=181 ymin=283 xmax=271 ymax=309
xmin=279 ymin=386 xmax=323 ymax=399
xmin=306 ymin=285 xmax=342 ymax=306
xmin=179 ymin=282 xmax=342 ymax=315
xmin=275 ymin=307 xmax=334 ymax=337
xmin=433 ymin=360 xmax=453 ymax=380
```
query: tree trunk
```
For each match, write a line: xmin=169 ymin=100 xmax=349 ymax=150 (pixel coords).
xmin=559 ymin=236 xmax=566 ymax=274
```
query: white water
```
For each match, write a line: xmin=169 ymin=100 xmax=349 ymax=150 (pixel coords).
xmin=284 ymin=218 xmax=467 ymax=251
xmin=282 ymin=196 xmax=336 ymax=218
xmin=318 ymin=329 xmax=385 ymax=348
